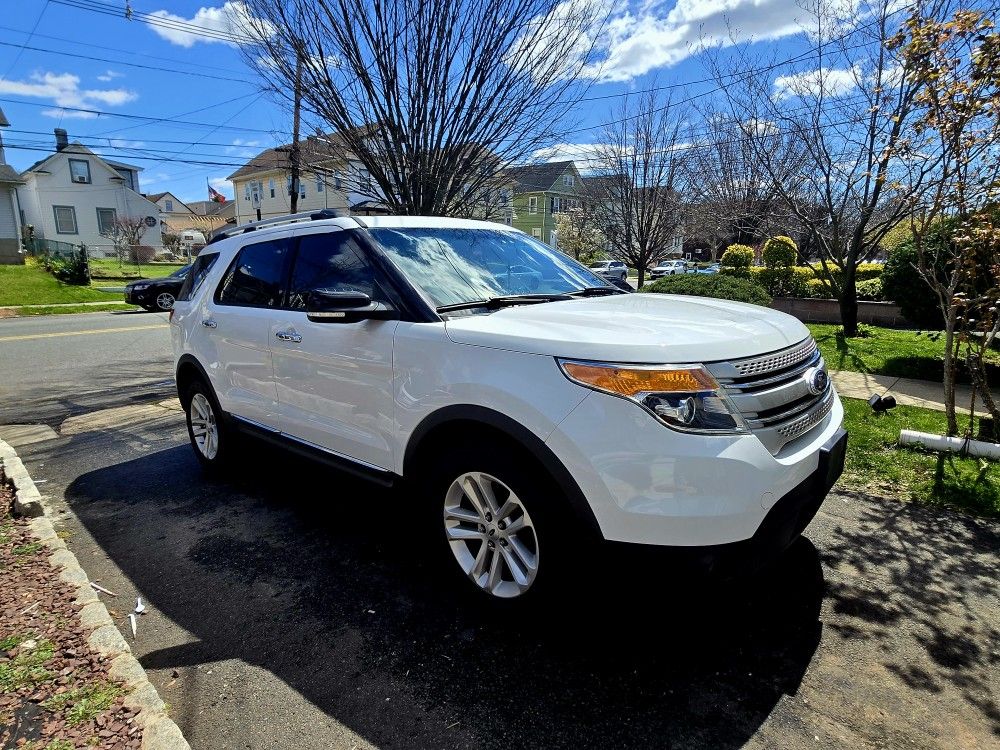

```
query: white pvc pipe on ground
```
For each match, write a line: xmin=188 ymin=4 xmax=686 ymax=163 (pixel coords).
xmin=898 ymin=430 xmax=1000 ymax=460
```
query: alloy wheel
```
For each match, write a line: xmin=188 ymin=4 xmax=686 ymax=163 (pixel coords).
xmin=189 ymin=393 xmax=219 ymax=460
xmin=156 ymin=292 xmax=175 ymax=310
xmin=443 ymin=471 xmax=539 ymax=598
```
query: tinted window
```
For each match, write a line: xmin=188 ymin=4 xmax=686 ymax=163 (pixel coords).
xmin=287 ymin=232 xmax=377 ymax=310
xmin=177 ymin=254 xmax=218 ymax=301
xmin=216 ymin=240 xmax=289 ymax=308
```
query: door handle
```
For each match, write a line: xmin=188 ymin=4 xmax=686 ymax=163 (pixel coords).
xmin=275 ymin=330 xmax=302 ymax=343
xmin=201 ymin=319 xmax=217 ymax=328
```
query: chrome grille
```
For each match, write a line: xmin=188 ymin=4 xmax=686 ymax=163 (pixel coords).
xmin=706 ymin=337 xmax=833 ymax=454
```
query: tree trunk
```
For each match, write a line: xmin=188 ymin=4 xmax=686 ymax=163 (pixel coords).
xmin=942 ymin=317 xmax=959 ymax=436
xmin=637 ymin=269 xmax=645 ymax=288
xmin=839 ymin=267 xmax=859 ymax=337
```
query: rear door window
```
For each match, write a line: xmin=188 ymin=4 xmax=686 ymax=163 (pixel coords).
xmin=215 ymin=239 xmax=291 ymax=308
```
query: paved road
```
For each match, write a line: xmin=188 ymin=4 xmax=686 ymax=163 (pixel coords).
xmin=1 ymin=313 xmax=998 ymax=749
xmin=0 ymin=311 xmax=174 ymax=425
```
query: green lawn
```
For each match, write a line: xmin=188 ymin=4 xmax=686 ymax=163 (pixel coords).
xmin=88 ymin=258 xmax=186 ymax=283
xmin=808 ymin=323 xmax=1000 ymax=381
xmin=840 ymin=397 xmax=999 ymax=518
xmin=0 ymin=261 xmax=115 ymax=306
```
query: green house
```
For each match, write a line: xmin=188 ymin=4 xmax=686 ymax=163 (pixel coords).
xmin=509 ymin=161 xmax=582 ymax=246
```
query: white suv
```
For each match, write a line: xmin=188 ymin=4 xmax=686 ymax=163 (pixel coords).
xmin=171 ymin=212 xmax=846 ymax=603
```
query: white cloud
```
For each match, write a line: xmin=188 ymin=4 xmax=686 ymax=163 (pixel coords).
xmin=532 ymin=142 xmax=614 ymax=165
xmin=581 ymin=0 xmax=825 ymax=82
xmin=96 ymin=70 xmax=123 ymax=82
xmin=209 ymin=177 xmax=231 ymax=192
xmin=146 ymin=2 xmax=273 ymax=47
xmin=225 ymin=138 xmax=261 ymax=159
xmin=773 ymin=66 xmax=860 ymax=100
xmin=0 ymin=71 xmax=137 ymax=118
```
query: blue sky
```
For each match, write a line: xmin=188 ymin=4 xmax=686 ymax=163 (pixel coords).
xmin=0 ymin=0 xmax=828 ymax=204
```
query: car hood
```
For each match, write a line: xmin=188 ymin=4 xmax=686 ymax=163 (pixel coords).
xmin=127 ymin=278 xmax=175 ymax=288
xmin=443 ymin=293 xmax=809 ymax=363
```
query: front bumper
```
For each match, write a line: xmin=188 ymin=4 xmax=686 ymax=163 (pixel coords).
xmin=124 ymin=286 xmax=154 ymax=305
xmin=545 ymin=387 xmax=845 ymax=547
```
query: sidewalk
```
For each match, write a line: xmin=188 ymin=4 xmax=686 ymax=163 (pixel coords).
xmin=830 ymin=369 xmax=990 ymax=415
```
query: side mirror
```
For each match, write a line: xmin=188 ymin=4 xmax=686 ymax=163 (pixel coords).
xmin=305 ymin=288 xmax=398 ymax=323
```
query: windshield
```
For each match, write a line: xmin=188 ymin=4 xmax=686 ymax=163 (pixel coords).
xmin=589 ymin=262 xmax=609 ymax=269
xmin=171 ymin=265 xmax=192 ymax=277
xmin=369 ymin=228 xmax=611 ymax=308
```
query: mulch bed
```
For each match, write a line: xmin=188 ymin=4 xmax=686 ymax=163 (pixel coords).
xmin=0 ymin=471 xmax=141 ymax=749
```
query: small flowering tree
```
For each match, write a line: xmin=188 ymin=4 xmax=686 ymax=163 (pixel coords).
xmin=100 ymin=216 xmax=148 ymax=264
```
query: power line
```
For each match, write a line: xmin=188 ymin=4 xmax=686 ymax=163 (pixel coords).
xmin=2 ymin=142 xmax=253 ymax=169
xmin=0 ymin=22 xmax=252 ymax=76
xmin=1 ymin=1 xmax=50 ymax=80
xmin=0 ymin=96 xmax=276 ymax=134
xmin=4 ymin=127 xmax=269 ymax=149
xmin=0 ymin=39 xmax=257 ymax=85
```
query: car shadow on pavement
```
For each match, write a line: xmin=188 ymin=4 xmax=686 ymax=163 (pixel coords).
xmin=65 ymin=439 xmax=826 ymax=749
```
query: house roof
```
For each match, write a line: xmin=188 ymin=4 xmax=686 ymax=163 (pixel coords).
xmin=508 ymin=160 xmax=576 ymax=193
xmin=21 ymin=143 xmax=131 ymax=180
xmin=0 ymin=164 xmax=23 ymax=184
xmin=227 ymin=134 xmax=349 ymax=181
xmin=161 ymin=214 xmax=232 ymax=236
xmin=185 ymin=200 xmax=235 ymax=218
xmin=0 ymin=107 xmax=9 ymax=128
xmin=104 ymin=158 xmax=142 ymax=172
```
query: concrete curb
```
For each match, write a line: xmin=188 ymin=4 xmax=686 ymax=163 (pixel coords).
xmin=0 ymin=438 xmax=190 ymax=750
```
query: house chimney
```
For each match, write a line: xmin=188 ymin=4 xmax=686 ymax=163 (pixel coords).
xmin=55 ymin=128 xmax=68 ymax=152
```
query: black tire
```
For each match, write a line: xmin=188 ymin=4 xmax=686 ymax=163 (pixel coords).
xmin=421 ymin=442 xmax=573 ymax=607
xmin=183 ymin=379 xmax=233 ymax=470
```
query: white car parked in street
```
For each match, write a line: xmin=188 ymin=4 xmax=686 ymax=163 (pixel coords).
xmin=650 ymin=259 xmax=694 ymax=278
xmin=170 ymin=211 xmax=846 ymax=603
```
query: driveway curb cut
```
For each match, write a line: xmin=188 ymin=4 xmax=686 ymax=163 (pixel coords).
xmin=0 ymin=438 xmax=191 ymax=750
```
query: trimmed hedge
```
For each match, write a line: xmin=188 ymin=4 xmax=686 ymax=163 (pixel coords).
xmin=720 ymin=244 xmax=754 ymax=278
xmin=641 ymin=273 xmax=772 ymax=306
xmin=762 ymin=236 xmax=798 ymax=268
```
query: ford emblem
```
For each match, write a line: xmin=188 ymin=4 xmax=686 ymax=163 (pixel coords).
xmin=804 ymin=367 xmax=829 ymax=396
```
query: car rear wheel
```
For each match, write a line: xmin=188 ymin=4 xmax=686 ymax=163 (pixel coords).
xmin=184 ymin=380 xmax=231 ymax=469
xmin=155 ymin=292 xmax=175 ymax=311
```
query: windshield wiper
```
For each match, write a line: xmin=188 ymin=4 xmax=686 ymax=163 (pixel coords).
xmin=436 ymin=293 xmax=573 ymax=313
xmin=569 ymin=286 xmax=627 ymax=297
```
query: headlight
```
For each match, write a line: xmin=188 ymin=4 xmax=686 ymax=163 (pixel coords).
xmin=558 ymin=359 xmax=749 ymax=434
xmin=131 ymin=283 xmax=150 ymax=291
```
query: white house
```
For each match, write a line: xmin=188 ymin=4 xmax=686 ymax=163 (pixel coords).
xmin=227 ymin=133 xmax=387 ymax=225
xmin=17 ymin=130 xmax=160 ymax=256
xmin=0 ymin=107 xmax=23 ymax=264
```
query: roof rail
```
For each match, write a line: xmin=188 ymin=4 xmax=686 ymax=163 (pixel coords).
xmin=206 ymin=208 xmax=349 ymax=245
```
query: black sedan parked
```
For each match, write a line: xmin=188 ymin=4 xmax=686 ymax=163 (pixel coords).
xmin=124 ymin=265 xmax=190 ymax=311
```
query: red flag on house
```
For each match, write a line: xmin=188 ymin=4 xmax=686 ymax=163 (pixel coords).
xmin=208 ymin=185 xmax=227 ymax=203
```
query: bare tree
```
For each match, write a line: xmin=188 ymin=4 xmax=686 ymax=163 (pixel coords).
xmin=590 ymin=89 xmax=688 ymax=287
xmin=100 ymin=216 xmax=148 ymax=264
xmin=685 ymin=108 xmax=789 ymax=255
xmin=240 ymin=0 xmax=605 ymax=216
xmin=707 ymin=0 xmax=937 ymax=335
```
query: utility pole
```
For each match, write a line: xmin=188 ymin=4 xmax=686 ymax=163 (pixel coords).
xmin=289 ymin=50 xmax=303 ymax=214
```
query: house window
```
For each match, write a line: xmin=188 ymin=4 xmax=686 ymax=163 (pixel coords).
xmin=563 ymin=174 xmax=574 ymax=187
xmin=96 ymin=208 xmax=116 ymax=235
xmin=531 ymin=228 xmax=542 ymax=239
xmin=315 ymin=176 xmax=324 ymax=193
xmin=334 ymin=172 xmax=343 ymax=190
xmin=528 ymin=196 xmax=537 ymax=214
xmin=358 ymin=168 xmax=372 ymax=193
xmin=165 ymin=199 xmax=173 ymax=212
xmin=114 ymin=168 xmax=135 ymax=190
xmin=53 ymin=205 xmax=78 ymax=234
xmin=300 ymin=180 xmax=307 ymax=199
xmin=244 ymin=183 xmax=251 ymax=201
xmin=69 ymin=159 xmax=91 ymax=184
xmin=269 ymin=178 xmax=275 ymax=198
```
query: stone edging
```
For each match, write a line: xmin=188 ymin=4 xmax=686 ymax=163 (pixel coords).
xmin=0 ymin=438 xmax=190 ymax=750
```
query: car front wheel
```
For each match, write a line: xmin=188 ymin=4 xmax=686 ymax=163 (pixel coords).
xmin=429 ymin=447 xmax=568 ymax=604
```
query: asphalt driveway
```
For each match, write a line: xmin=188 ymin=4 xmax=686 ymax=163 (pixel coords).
xmin=6 ymin=403 xmax=998 ymax=750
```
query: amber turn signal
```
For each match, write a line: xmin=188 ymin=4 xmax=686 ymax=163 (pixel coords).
xmin=560 ymin=361 xmax=718 ymax=397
